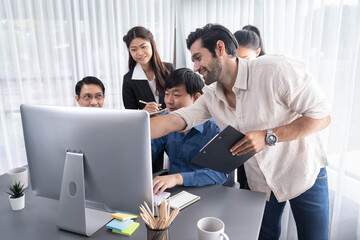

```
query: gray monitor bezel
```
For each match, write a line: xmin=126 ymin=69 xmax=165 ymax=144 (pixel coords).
xmin=20 ymin=104 xmax=153 ymax=214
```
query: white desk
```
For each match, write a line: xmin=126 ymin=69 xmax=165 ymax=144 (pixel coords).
xmin=0 ymin=173 xmax=266 ymax=239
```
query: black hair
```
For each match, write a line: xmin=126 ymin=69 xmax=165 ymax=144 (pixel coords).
xmin=242 ymin=25 xmax=266 ymax=56
xmin=75 ymin=76 xmax=105 ymax=96
xmin=233 ymin=30 xmax=260 ymax=50
xmin=186 ymin=24 xmax=238 ymax=58
xmin=165 ymin=68 xmax=205 ymax=97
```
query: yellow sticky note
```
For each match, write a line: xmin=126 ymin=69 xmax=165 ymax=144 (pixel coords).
xmin=112 ymin=222 xmax=140 ymax=236
xmin=111 ymin=212 xmax=137 ymax=221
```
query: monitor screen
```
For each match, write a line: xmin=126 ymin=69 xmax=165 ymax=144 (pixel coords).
xmin=20 ymin=104 xmax=153 ymax=214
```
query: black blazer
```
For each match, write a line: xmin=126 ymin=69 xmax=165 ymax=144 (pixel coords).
xmin=122 ymin=62 xmax=175 ymax=109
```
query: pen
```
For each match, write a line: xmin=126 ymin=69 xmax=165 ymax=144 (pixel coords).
xmin=139 ymin=100 xmax=162 ymax=110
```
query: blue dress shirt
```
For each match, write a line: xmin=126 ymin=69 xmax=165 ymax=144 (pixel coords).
xmin=151 ymin=118 xmax=227 ymax=186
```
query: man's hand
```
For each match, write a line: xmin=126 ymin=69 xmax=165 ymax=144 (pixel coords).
xmin=229 ymin=115 xmax=331 ymax=156
xmin=143 ymin=102 xmax=161 ymax=113
xmin=230 ymin=130 xmax=267 ymax=156
xmin=153 ymin=173 xmax=184 ymax=195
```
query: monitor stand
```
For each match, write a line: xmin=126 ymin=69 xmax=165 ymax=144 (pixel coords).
xmin=57 ymin=151 xmax=112 ymax=236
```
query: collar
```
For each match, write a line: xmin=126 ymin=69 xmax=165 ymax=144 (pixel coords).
xmin=181 ymin=122 xmax=205 ymax=138
xmin=213 ymin=58 xmax=248 ymax=107
xmin=192 ymin=122 xmax=204 ymax=134
xmin=132 ymin=63 xmax=148 ymax=80
xmin=215 ymin=82 xmax=227 ymax=103
xmin=232 ymin=57 xmax=249 ymax=91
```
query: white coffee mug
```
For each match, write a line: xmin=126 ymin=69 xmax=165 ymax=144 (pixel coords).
xmin=7 ymin=167 xmax=28 ymax=189
xmin=197 ymin=217 xmax=229 ymax=240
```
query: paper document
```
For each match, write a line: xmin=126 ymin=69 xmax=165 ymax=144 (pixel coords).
xmin=191 ymin=125 xmax=255 ymax=174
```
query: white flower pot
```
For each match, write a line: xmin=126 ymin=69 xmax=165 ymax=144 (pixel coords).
xmin=9 ymin=193 xmax=25 ymax=211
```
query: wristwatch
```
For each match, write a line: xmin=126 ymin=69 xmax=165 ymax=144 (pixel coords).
xmin=265 ymin=129 xmax=278 ymax=146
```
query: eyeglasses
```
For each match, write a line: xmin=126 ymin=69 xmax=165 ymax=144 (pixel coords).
xmin=79 ymin=94 xmax=104 ymax=102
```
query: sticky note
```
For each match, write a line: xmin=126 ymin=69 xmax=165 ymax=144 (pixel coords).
xmin=106 ymin=219 xmax=134 ymax=232
xmin=112 ymin=222 xmax=140 ymax=236
xmin=111 ymin=212 xmax=137 ymax=221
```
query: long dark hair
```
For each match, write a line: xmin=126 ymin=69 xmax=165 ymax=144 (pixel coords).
xmin=123 ymin=26 xmax=170 ymax=96
xmin=242 ymin=25 xmax=265 ymax=56
xmin=234 ymin=30 xmax=260 ymax=50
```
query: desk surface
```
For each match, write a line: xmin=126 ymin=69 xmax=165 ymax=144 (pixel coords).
xmin=0 ymin=173 xmax=266 ymax=240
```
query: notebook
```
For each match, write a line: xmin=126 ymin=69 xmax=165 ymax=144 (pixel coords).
xmin=168 ymin=190 xmax=200 ymax=210
xmin=191 ymin=125 xmax=255 ymax=174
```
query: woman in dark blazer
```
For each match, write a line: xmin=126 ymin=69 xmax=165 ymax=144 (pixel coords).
xmin=122 ymin=26 xmax=174 ymax=113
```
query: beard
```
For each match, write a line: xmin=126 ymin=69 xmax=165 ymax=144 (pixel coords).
xmin=203 ymin=57 xmax=222 ymax=85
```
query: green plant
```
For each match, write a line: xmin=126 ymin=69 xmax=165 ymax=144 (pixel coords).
xmin=6 ymin=181 xmax=25 ymax=199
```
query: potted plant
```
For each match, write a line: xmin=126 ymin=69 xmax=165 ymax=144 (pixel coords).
xmin=7 ymin=181 xmax=25 ymax=211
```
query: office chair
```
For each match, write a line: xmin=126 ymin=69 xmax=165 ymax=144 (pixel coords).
xmin=152 ymin=150 xmax=165 ymax=173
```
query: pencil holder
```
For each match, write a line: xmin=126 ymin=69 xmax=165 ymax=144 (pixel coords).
xmin=145 ymin=224 xmax=171 ymax=240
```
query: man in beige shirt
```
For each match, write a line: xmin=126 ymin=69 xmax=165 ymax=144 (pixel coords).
xmin=150 ymin=24 xmax=330 ymax=240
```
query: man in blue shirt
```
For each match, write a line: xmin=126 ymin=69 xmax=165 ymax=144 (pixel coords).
xmin=75 ymin=76 xmax=105 ymax=107
xmin=152 ymin=68 xmax=227 ymax=195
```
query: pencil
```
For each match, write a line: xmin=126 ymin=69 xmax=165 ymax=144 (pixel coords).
xmin=139 ymin=100 xmax=162 ymax=110
xmin=139 ymin=100 xmax=148 ymax=105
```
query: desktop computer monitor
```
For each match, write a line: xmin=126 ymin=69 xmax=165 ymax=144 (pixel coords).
xmin=20 ymin=104 xmax=154 ymax=236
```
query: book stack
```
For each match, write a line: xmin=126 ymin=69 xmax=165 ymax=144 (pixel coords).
xmin=106 ymin=212 xmax=140 ymax=236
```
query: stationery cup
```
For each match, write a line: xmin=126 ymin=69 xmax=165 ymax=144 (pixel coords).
xmin=145 ymin=224 xmax=171 ymax=240
xmin=7 ymin=167 xmax=28 ymax=189
xmin=197 ymin=217 xmax=229 ymax=240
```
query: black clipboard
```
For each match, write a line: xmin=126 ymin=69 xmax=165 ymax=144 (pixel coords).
xmin=191 ymin=125 xmax=255 ymax=174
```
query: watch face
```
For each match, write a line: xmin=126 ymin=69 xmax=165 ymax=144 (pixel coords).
xmin=266 ymin=133 xmax=277 ymax=145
